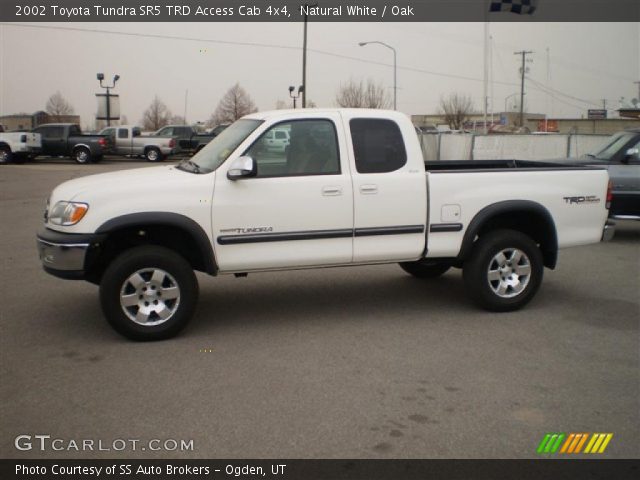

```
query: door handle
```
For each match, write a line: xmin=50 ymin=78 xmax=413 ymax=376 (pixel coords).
xmin=322 ymin=186 xmax=342 ymax=196
xmin=360 ymin=184 xmax=378 ymax=195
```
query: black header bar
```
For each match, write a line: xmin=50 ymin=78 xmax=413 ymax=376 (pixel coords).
xmin=1 ymin=1 xmax=639 ymax=22
xmin=2 ymin=459 xmax=640 ymax=480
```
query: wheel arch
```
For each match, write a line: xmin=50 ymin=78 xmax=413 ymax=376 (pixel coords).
xmin=457 ymin=200 xmax=558 ymax=269
xmin=88 ymin=212 xmax=218 ymax=282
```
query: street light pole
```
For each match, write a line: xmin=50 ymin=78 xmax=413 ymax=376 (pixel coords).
xmin=289 ymin=85 xmax=304 ymax=109
xmin=504 ymin=92 xmax=520 ymax=112
xmin=97 ymin=73 xmax=120 ymax=126
xmin=358 ymin=41 xmax=397 ymax=110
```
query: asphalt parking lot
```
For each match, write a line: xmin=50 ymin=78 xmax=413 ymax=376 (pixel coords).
xmin=1 ymin=157 xmax=638 ymax=459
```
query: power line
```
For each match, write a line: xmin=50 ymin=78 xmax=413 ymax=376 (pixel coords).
xmin=0 ymin=22 xmax=521 ymax=87
xmin=526 ymin=77 xmax=601 ymax=107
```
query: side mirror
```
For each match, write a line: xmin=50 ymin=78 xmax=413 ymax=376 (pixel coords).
xmin=622 ymin=147 xmax=639 ymax=164
xmin=227 ymin=156 xmax=257 ymax=180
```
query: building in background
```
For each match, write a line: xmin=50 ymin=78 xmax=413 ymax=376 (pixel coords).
xmin=0 ymin=111 xmax=81 ymax=131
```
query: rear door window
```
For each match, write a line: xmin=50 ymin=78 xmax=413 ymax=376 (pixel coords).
xmin=350 ymin=118 xmax=407 ymax=173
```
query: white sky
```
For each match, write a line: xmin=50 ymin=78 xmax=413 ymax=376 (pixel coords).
xmin=0 ymin=22 xmax=638 ymax=128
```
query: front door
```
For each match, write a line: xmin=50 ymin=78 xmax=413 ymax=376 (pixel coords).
xmin=212 ymin=115 xmax=353 ymax=272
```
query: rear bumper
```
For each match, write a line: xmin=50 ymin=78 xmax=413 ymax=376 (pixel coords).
xmin=601 ymin=221 xmax=616 ymax=242
xmin=36 ymin=228 xmax=104 ymax=280
xmin=14 ymin=145 xmax=41 ymax=155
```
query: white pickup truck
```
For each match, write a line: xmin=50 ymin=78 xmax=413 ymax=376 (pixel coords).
xmin=37 ymin=109 xmax=614 ymax=340
xmin=0 ymin=126 xmax=41 ymax=164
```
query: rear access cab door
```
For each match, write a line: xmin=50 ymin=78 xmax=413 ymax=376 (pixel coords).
xmin=343 ymin=111 xmax=427 ymax=263
xmin=33 ymin=125 xmax=67 ymax=156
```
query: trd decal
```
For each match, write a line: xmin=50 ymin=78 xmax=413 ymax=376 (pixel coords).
xmin=563 ymin=196 xmax=600 ymax=205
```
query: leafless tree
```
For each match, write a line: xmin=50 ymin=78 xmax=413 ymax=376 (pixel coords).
xmin=45 ymin=91 xmax=74 ymax=121
xmin=439 ymin=93 xmax=475 ymax=130
xmin=335 ymin=79 xmax=391 ymax=109
xmin=141 ymin=96 xmax=172 ymax=131
xmin=209 ymin=83 xmax=257 ymax=125
xmin=275 ymin=99 xmax=287 ymax=110
xmin=118 ymin=114 xmax=128 ymax=125
xmin=169 ymin=115 xmax=186 ymax=125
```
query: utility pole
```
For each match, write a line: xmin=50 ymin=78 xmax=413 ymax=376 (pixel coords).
xmin=301 ymin=4 xmax=317 ymax=108
xmin=634 ymin=81 xmax=640 ymax=100
xmin=302 ymin=11 xmax=308 ymax=108
xmin=514 ymin=50 xmax=533 ymax=127
xmin=601 ymin=99 xmax=607 ymax=110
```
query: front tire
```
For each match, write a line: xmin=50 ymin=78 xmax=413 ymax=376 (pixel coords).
xmin=463 ymin=229 xmax=543 ymax=312
xmin=145 ymin=147 xmax=162 ymax=162
xmin=400 ymin=260 xmax=451 ymax=278
xmin=99 ymin=246 xmax=199 ymax=341
xmin=74 ymin=147 xmax=92 ymax=164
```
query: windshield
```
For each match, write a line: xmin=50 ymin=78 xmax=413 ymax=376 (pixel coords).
xmin=187 ymin=119 xmax=263 ymax=173
xmin=589 ymin=132 xmax=636 ymax=161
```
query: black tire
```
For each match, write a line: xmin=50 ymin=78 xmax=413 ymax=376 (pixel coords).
xmin=463 ymin=229 xmax=543 ymax=312
xmin=74 ymin=147 xmax=92 ymax=164
xmin=0 ymin=145 xmax=12 ymax=164
xmin=399 ymin=260 xmax=451 ymax=278
xmin=99 ymin=246 xmax=199 ymax=341
xmin=145 ymin=147 xmax=162 ymax=162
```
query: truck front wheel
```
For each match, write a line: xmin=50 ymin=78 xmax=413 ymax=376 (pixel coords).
xmin=399 ymin=260 xmax=450 ymax=278
xmin=463 ymin=229 xmax=543 ymax=312
xmin=99 ymin=246 xmax=199 ymax=341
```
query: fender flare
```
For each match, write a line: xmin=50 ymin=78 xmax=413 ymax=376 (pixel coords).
xmin=457 ymin=200 xmax=558 ymax=269
xmin=96 ymin=212 xmax=218 ymax=274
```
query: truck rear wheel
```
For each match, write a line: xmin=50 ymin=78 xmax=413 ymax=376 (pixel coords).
xmin=145 ymin=147 xmax=162 ymax=162
xmin=399 ymin=260 xmax=450 ymax=278
xmin=463 ymin=229 xmax=543 ymax=312
xmin=74 ymin=147 xmax=92 ymax=164
xmin=99 ymin=246 xmax=199 ymax=341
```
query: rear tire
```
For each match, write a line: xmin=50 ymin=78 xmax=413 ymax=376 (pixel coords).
xmin=99 ymin=246 xmax=199 ymax=341
xmin=145 ymin=147 xmax=162 ymax=162
xmin=463 ymin=229 xmax=543 ymax=312
xmin=400 ymin=260 xmax=451 ymax=278
xmin=74 ymin=147 xmax=92 ymax=164
xmin=0 ymin=146 xmax=12 ymax=164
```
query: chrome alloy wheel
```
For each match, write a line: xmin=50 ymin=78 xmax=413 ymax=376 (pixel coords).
xmin=119 ymin=268 xmax=181 ymax=326
xmin=487 ymin=248 xmax=532 ymax=298
xmin=76 ymin=150 xmax=89 ymax=163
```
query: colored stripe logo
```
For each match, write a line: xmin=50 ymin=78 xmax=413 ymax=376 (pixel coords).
xmin=537 ymin=433 xmax=613 ymax=454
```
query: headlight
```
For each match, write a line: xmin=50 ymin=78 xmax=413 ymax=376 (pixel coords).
xmin=48 ymin=201 xmax=89 ymax=226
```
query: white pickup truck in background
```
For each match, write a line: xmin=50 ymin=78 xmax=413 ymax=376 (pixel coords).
xmin=37 ymin=109 xmax=613 ymax=340
xmin=0 ymin=125 xmax=41 ymax=164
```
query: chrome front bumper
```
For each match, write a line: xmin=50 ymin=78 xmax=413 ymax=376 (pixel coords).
xmin=601 ymin=221 xmax=616 ymax=242
xmin=37 ymin=237 xmax=89 ymax=271
xmin=36 ymin=228 xmax=104 ymax=280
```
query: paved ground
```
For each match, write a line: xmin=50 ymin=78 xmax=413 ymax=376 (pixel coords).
xmin=1 ymin=157 xmax=638 ymax=459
